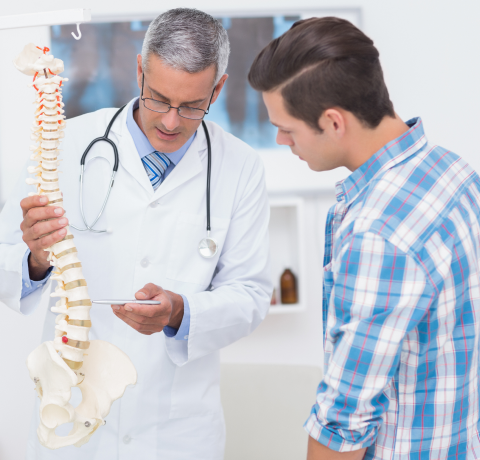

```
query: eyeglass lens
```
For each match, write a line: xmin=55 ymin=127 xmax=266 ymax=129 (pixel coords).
xmin=143 ymin=98 xmax=206 ymax=120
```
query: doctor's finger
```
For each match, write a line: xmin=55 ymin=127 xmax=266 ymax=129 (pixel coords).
xmin=28 ymin=228 xmax=68 ymax=252
xmin=136 ymin=283 xmax=165 ymax=300
xmin=24 ymin=217 xmax=69 ymax=241
xmin=20 ymin=195 xmax=49 ymax=218
xmin=113 ymin=310 xmax=163 ymax=335
xmin=118 ymin=310 xmax=169 ymax=329
xmin=119 ymin=303 xmax=170 ymax=319
xmin=22 ymin=206 xmax=65 ymax=229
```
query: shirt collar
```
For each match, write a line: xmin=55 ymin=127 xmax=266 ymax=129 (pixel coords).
xmin=335 ymin=117 xmax=427 ymax=203
xmin=126 ymin=97 xmax=196 ymax=164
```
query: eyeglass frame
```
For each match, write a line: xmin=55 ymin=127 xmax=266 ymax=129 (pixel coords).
xmin=140 ymin=73 xmax=215 ymax=120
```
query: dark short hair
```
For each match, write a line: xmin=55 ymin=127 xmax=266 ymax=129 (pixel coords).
xmin=248 ymin=17 xmax=395 ymax=132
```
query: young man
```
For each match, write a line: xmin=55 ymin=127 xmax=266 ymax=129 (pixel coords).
xmin=249 ymin=17 xmax=480 ymax=460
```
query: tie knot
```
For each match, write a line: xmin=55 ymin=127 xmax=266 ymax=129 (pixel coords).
xmin=142 ymin=151 xmax=171 ymax=190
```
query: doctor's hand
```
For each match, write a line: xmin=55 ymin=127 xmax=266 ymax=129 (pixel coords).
xmin=111 ymin=283 xmax=185 ymax=336
xmin=20 ymin=195 xmax=69 ymax=281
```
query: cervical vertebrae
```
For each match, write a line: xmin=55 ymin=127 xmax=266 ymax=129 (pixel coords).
xmin=15 ymin=43 xmax=136 ymax=450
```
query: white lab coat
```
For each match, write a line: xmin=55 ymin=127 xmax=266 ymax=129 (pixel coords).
xmin=0 ymin=98 xmax=272 ymax=460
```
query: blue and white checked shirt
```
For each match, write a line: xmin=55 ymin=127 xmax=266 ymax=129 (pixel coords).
xmin=305 ymin=118 xmax=480 ymax=459
xmin=21 ymin=98 xmax=194 ymax=340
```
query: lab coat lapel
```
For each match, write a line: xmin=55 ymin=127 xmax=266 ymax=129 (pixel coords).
xmin=112 ymin=100 xmax=155 ymax=197
xmin=153 ymin=126 xmax=207 ymax=200
xmin=118 ymin=132 xmax=154 ymax=195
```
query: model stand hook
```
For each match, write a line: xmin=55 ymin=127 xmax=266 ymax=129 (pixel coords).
xmin=71 ymin=23 xmax=82 ymax=40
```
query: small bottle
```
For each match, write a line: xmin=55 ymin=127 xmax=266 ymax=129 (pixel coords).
xmin=270 ymin=288 xmax=277 ymax=305
xmin=280 ymin=269 xmax=298 ymax=304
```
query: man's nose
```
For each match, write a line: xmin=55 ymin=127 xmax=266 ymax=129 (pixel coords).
xmin=161 ymin=108 xmax=181 ymax=132
xmin=276 ymin=130 xmax=294 ymax=147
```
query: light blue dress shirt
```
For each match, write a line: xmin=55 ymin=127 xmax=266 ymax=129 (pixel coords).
xmin=21 ymin=252 xmax=53 ymax=298
xmin=21 ymin=97 xmax=194 ymax=340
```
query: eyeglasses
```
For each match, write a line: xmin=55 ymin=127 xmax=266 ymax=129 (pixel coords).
xmin=141 ymin=74 xmax=214 ymax=120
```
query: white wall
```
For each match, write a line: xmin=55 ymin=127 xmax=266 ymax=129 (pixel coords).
xmin=2 ymin=0 xmax=480 ymax=203
xmin=0 ymin=26 xmax=51 ymax=205
xmin=1 ymin=1 xmax=480 ymax=459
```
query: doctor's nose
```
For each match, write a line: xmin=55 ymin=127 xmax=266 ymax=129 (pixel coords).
xmin=161 ymin=108 xmax=181 ymax=132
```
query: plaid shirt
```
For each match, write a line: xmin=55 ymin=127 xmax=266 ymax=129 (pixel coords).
xmin=304 ymin=118 xmax=480 ymax=459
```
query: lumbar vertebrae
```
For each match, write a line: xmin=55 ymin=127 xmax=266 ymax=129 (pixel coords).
xmin=15 ymin=43 xmax=137 ymax=449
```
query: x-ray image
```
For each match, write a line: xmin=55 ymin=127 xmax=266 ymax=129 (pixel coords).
xmin=50 ymin=16 xmax=299 ymax=149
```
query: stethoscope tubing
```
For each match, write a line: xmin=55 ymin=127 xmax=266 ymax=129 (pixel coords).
xmin=76 ymin=166 xmax=116 ymax=233
xmin=202 ymin=120 xmax=212 ymax=234
xmin=79 ymin=104 xmax=125 ymax=171
xmin=71 ymin=105 xmax=214 ymax=246
xmin=70 ymin=104 xmax=125 ymax=233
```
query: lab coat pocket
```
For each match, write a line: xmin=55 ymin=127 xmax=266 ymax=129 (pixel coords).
xmin=167 ymin=213 xmax=230 ymax=286
xmin=170 ymin=352 xmax=221 ymax=419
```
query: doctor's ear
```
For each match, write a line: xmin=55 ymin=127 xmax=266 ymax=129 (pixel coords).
xmin=210 ymin=74 xmax=228 ymax=105
xmin=136 ymin=55 xmax=143 ymax=89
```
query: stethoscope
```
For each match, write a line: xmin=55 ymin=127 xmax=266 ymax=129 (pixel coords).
xmin=71 ymin=105 xmax=218 ymax=259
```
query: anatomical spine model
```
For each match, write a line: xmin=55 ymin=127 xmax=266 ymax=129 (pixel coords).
xmin=14 ymin=44 xmax=137 ymax=450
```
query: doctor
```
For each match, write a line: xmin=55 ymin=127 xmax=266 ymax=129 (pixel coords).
xmin=0 ymin=8 xmax=271 ymax=460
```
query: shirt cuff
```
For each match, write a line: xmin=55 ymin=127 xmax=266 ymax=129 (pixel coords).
xmin=163 ymin=294 xmax=190 ymax=341
xmin=20 ymin=249 xmax=53 ymax=299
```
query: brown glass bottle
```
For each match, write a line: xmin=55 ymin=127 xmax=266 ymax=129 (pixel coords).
xmin=280 ymin=269 xmax=298 ymax=304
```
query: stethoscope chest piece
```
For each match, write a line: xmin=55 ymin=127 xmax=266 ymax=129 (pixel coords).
xmin=197 ymin=120 xmax=217 ymax=259
xmin=199 ymin=232 xmax=218 ymax=259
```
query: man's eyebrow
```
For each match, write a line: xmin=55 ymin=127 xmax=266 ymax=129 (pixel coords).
xmin=148 ymin=86 xmax=206 ymax=106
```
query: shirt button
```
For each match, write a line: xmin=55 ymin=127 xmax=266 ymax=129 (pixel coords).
xmin=24 ymin=282 xmax=30 ymax=288
xmin=184 ymin=335 xmax=189 ymax=340
xmin=150 ymin=201 xmax=158 ymax=208
xmin=140 ymin=258 xmax=149 ymax=268
xmin=123 ymin=434 xmax=132 ymax=444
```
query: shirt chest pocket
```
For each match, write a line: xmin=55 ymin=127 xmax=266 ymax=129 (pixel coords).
xmin=167 ymin=212 xmax=230 ymax=287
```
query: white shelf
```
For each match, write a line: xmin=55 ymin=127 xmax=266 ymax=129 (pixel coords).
xmin=268 ymin=304 xmax=306 ymax=315
xmin=267 ymin=197 xmax=306 ymax=315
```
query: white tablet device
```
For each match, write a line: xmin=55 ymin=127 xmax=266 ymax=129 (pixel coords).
xmin=92 ymin=300 xmax=162 ymax=305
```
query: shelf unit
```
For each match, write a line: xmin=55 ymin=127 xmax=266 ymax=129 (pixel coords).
xmin=0 ymin=9 xmax=91 ymax=30
xmin=267 ymin=197 xmax=307 ymax=314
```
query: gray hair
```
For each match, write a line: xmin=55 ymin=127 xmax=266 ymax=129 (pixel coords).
xmin=141 ymin=8 xmax=230 ymax=85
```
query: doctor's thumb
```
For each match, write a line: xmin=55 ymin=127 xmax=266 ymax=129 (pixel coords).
xmin=136 ymin=283 xmax=164 ymax=300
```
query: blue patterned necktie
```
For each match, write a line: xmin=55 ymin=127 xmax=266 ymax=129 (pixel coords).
xmin=142 ymin=151 xmax=171 ymax=190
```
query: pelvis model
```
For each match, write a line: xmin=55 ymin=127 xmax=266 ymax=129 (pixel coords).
xmin=14 ymin=44 xmax=137 ymax=449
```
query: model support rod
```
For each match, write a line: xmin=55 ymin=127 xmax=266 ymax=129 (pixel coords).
xmin=0 ymin=9 xmax=91 ymax=30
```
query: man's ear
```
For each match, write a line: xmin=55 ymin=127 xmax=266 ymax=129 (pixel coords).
xmin=136 ymin=55 xmax=143 ymax=90
xmin=319 ymin=108 xmax=346 ymax=138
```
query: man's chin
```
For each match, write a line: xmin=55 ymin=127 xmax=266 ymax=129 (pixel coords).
xmin=309 ymin=163 xmax=337 ymax=173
